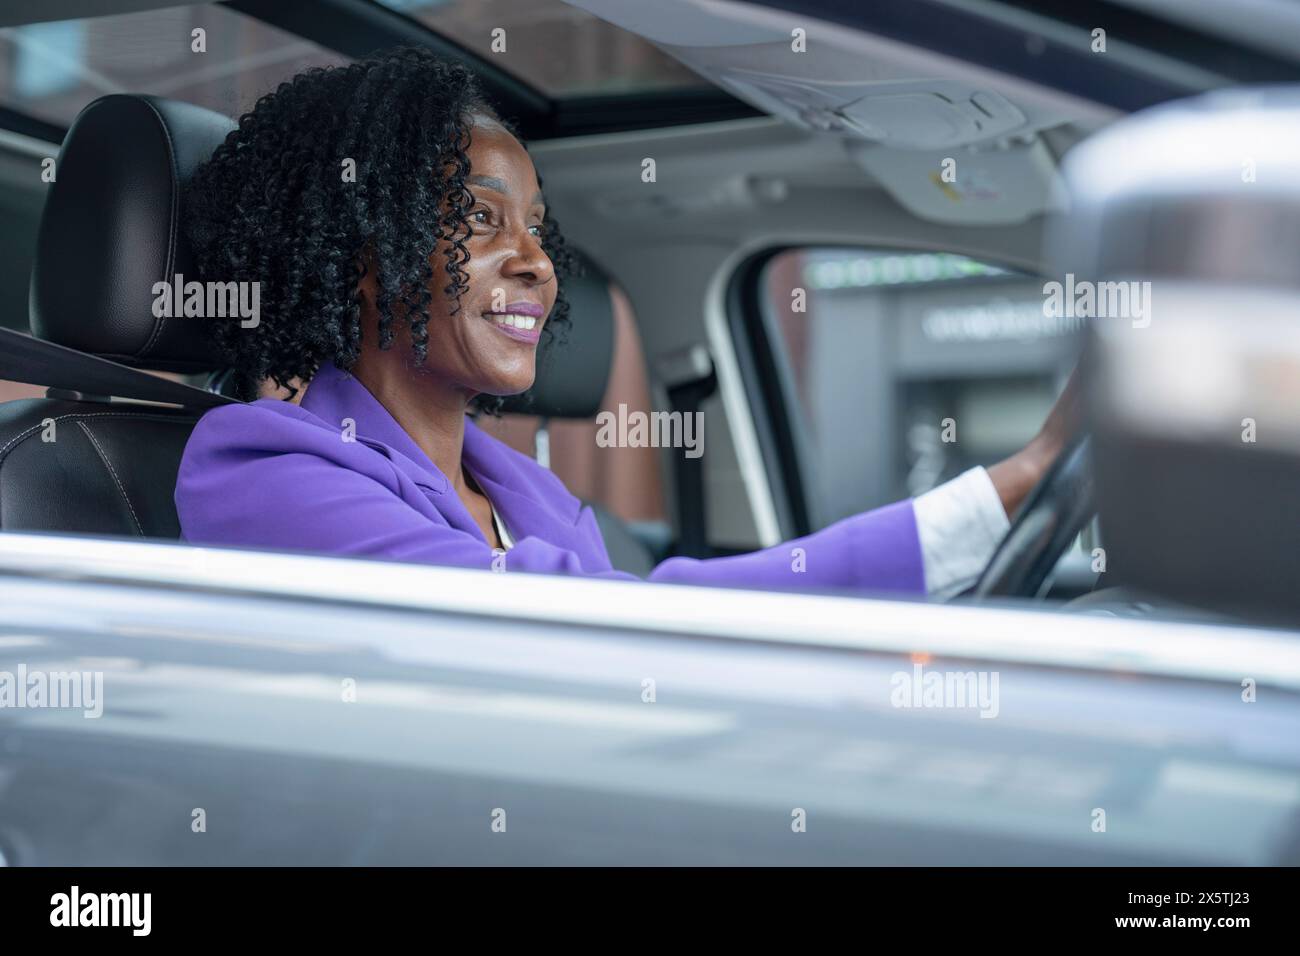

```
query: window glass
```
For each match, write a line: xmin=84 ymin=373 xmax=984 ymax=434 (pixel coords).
xmin=760 ymin=248 xmax=1081 ymax=528
xmin=377 ymin=0 xmax=705 ymax=96
xmin=0 ymin=6 xmax=347 ymax=129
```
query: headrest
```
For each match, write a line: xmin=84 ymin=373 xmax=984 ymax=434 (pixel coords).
xmin=499 ymin=253 xmax=614 ymax=419
xmin=30 ymin=94 xmax=235 ymax=372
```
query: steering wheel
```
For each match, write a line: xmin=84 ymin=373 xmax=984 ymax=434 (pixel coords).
xmin=969 ymin=432 xmax=1095 ymax=599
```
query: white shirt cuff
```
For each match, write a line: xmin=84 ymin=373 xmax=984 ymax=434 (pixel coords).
xmin=913 ymin=467 xmax=1010 ymax=598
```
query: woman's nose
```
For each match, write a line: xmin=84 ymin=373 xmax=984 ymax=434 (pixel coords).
xmin=504 ymin=231 xmax=554 ymax=285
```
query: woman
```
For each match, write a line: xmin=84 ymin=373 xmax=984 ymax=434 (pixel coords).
xmin=176 ymin=48 xmax=1078 ymax=594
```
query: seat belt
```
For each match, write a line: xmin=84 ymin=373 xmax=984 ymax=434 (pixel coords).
xmin=658 ymin=344 xmax=717 ymax=560
xmin=0 ymin=326 xmax=235 ymax=409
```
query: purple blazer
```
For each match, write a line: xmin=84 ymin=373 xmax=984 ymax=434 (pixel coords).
xmin=175 ymin=361 xmax=925 ymax=593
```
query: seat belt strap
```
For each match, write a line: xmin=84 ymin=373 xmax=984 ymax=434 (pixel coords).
xmin=0 ymin=326 xmax=235 ymax=409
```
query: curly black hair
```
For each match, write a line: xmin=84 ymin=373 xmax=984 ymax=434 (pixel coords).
xmin=185 ymin=46 xmax=574 ymax=406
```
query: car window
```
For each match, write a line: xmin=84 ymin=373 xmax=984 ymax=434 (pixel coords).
xmin=756 ymin=248 xmax=1082 ymax=530
xmin=0 ymin=6 xmax=346 ymax=130
xmin=375 ymin=0 xmax=705 ymax=97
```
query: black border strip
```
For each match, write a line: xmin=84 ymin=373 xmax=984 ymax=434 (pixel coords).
xmin=554 ymin=88 xmax=763 ymax=138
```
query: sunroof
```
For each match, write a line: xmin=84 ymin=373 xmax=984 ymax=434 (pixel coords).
xmin=0 ymin=4 xmax=346 ymax=132
xmin=375 ymin=0 xmax=707 ymax=97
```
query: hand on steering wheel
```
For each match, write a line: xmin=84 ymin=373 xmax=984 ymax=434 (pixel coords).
xmin=969 ymin=366 xmax=1094 ymax=599
xmin=971 ymin=432 xmax=1095 ymax=598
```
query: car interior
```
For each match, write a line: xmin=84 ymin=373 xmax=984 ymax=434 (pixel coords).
xmin=0 ymin=0 xmax=1296 ymax=624
xmin=2 ymin=0 xmax=1300 ymax=880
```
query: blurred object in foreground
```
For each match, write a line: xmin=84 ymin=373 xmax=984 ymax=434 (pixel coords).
xmin=1053 ymin=86 xmax=1300 ymax=623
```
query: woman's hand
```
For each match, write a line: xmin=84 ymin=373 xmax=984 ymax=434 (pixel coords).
xmin=986 ymin=366 xmax=1085 ymax=518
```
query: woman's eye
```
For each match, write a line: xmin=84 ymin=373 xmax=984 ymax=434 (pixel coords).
xmin=528 ymin=224 xmax=545 ymax=238
xmin=471 ymin=210 xmax=490 ymax=225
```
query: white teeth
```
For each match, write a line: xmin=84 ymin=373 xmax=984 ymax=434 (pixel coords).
xmin=485 ymin=313 xmax=538 ymax=330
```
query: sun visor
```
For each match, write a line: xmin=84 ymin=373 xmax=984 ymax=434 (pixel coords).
xmin=848 ymin=134 xmax=1062 ymax=226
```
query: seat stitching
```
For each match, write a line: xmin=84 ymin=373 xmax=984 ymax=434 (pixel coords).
xmin=0 ymin=411 xmax=192 ymax=463
xmin=135 ymin=97 xmax=180 ymax=360
xmin=75 ymin=419 xmax=145 ymax=536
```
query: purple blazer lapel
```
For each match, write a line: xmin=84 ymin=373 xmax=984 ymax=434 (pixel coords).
xmin=300 ymin=362 xmax=602 ymax=559
xmin=462 ymin=420 xmax=608 ymax=566
xmin=300 ymin=362 xmax=481 ymax=539
xmin=299 ymin=362 xmax=443 ymax=486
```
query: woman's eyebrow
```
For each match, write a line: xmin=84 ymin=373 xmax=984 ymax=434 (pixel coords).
xmin=468 ymin=174 xmax=508 ymax=194
xmin=467 ymin=174 xmax=545 ymax=207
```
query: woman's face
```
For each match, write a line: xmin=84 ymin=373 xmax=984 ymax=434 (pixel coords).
xmin=364 ymin=119 xmax=557 ymax=401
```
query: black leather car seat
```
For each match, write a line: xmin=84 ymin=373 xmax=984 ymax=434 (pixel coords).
xmin=0 ymin=95 xmax=232 ymax=536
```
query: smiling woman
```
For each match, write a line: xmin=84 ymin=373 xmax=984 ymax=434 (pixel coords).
xmin=182 ymin=47 xmax=574 ymax=408
xmin=175 ymin=45 xmax=1077 ymax=589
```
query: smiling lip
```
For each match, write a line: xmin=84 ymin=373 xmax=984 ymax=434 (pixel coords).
xmin=482 ymin=301 xmax=545 ymax=344
xmin=482 ymin=312 xmax=543 ymax=344
xmin=486 ymin=320 xmax=541 ymax=344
